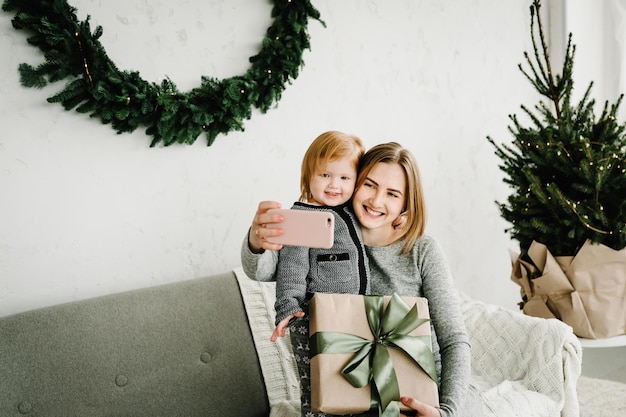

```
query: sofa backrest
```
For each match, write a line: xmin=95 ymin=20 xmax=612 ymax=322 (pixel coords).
xmin=0 ymin=271 xmax=270 ymax=417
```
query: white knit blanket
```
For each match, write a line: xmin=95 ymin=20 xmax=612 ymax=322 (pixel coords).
xmin=235 ymin=267 xmax=582 ymax=417
xmin=459 ymin=292 xmax=582 ymax=417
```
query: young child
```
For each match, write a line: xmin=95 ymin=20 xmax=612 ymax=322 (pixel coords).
xmin=271 ymin=130 xmax=370 ymax=417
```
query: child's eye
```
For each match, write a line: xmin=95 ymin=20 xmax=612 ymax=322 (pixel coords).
xmin=320 ymin=173 xmax=330 ymax=178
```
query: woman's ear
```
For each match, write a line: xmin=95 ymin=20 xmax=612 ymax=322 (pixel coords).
xmin=393 ymin=213 xmax=407 ymax=229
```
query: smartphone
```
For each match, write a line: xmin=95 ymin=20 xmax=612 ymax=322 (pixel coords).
xmin=266 ymin=208 xmax=335 ymax=249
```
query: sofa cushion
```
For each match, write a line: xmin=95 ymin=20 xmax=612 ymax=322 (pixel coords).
xmin=0 ymin=272 xmax=270 ymax=417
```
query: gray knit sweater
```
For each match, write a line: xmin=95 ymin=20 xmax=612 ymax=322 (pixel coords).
xmin=240 ymin=234 xmax=483 ymax=417
xmin=273 ymin=202 xmax=369 ymax=325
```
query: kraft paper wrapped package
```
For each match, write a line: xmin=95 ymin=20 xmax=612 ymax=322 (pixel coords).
xmin=511 ymin=240 xmax=626 ymax=339
xmin=309 ymin=293 xmax=439 ymax=416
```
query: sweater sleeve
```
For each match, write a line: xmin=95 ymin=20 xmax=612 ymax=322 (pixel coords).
xmin=240 ymin=229 xmax=278 ymax=282
xmin=273 ymin=244 xmax=310 ymax=324
xmin=418 ymin=237 xmax=474 ymax=417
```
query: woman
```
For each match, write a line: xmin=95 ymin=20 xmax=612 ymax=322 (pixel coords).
xmin=242 ymin=142 xmax=483 ymax=417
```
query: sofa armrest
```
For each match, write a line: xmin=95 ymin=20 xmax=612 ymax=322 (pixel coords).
xmin=460 ymin=292 xmax=582 ymax=417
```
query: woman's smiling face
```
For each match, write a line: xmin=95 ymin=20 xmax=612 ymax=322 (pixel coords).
xmin=352 ymin=161 xmax=406 ymax=234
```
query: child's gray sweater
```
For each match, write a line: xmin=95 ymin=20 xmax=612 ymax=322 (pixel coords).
xmin=273 ymin=202 xmax=369 ymax=325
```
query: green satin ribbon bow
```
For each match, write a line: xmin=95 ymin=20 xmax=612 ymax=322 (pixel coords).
xmin=310 ymin=293 xmax=438 ymax=417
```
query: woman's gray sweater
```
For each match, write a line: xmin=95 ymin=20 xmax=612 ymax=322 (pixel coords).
xmin=240 ymin=234 xmax=482 ymax=417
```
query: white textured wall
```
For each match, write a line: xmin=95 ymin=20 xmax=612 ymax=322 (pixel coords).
xmin=561 ymin=0 xmax=626 ymax=120
xmin=0 ymin=0 xmax=543 ymax=317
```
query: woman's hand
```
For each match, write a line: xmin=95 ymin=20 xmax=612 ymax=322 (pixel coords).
xmin=248 ymin=201 xmax=285 ymax=253
xmin=400 ymin=397 xmax=441 ymax=417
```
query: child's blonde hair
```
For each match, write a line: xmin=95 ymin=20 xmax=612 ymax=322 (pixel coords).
xmin=299 ymin=131 xmax=365 ymax=203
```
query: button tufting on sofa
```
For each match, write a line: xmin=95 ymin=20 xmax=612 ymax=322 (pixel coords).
xmin=114 ymin=374 xmax=128 ymax=387
xmin=200 ymin=352 xmax=213 ymax=363
xmin=17 ymin=401 xmax=32 ymax=414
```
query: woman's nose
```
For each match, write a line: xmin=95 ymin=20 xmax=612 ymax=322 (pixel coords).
xmin=370 ymin=189 xmax=384 ymax=206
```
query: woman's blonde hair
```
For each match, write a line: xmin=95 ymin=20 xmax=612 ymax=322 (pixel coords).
xmin=300 ymin=131 xmax=365 ymax=202
xmin=355 ymin=142 xmax=427 ymax=254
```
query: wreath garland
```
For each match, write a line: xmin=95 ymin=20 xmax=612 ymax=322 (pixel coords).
xmin=2 ymin=0 xmax=324 ymax=147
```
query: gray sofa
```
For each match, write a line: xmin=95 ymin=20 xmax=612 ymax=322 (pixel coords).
xmin=0 ymin=271 xmax=269 ymax=417
xmin=1 ymin=268 xmax=584 ymax=417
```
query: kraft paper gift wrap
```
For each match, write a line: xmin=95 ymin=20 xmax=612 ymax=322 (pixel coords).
xmin=511 ymin=239 xmax=626 ymax=339
xmin=309 ymin=293 xmax=439 ymax=416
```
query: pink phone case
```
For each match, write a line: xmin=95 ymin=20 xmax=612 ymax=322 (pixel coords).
xmin=266 ymin=209 xmax=335 ymax=249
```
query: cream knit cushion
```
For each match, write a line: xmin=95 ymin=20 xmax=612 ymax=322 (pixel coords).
xmin=235 ymin=268 xmax=301 ymax=417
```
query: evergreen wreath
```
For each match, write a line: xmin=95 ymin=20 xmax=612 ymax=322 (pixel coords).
xmin=2 ymin=0 xmax=324 ymax=147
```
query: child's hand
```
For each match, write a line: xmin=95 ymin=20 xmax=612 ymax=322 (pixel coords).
xmin=270 ymin=311 xmax=305 ymax=342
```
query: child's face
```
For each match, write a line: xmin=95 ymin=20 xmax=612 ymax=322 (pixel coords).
xmin=309 ymin=158 xmax=357 ymax=207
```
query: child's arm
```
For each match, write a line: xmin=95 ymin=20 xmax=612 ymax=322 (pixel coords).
xmin=270 ymin=311 xmax=305 ymax=342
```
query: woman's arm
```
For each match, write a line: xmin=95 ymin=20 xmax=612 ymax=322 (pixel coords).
xmin=419 ymin=237 xmax=474 ymax=417
xmin=240 ymin=201 xmax=284 ymax=281
xmin=240 ymin=229 xmax=279 ymax=281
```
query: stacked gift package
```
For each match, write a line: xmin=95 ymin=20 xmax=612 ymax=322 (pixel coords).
xmin=309 ymin=292 xmax=439 ymax=416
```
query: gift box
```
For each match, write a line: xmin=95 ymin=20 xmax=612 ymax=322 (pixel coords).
xmin=511 ymin=240 xmax=626 ymax=339
xmin=309 ymin=293 xmax=439 ymax=416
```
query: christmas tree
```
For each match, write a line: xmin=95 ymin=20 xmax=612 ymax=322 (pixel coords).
xmin=488 ymin=0 xmax=626 ymax=257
